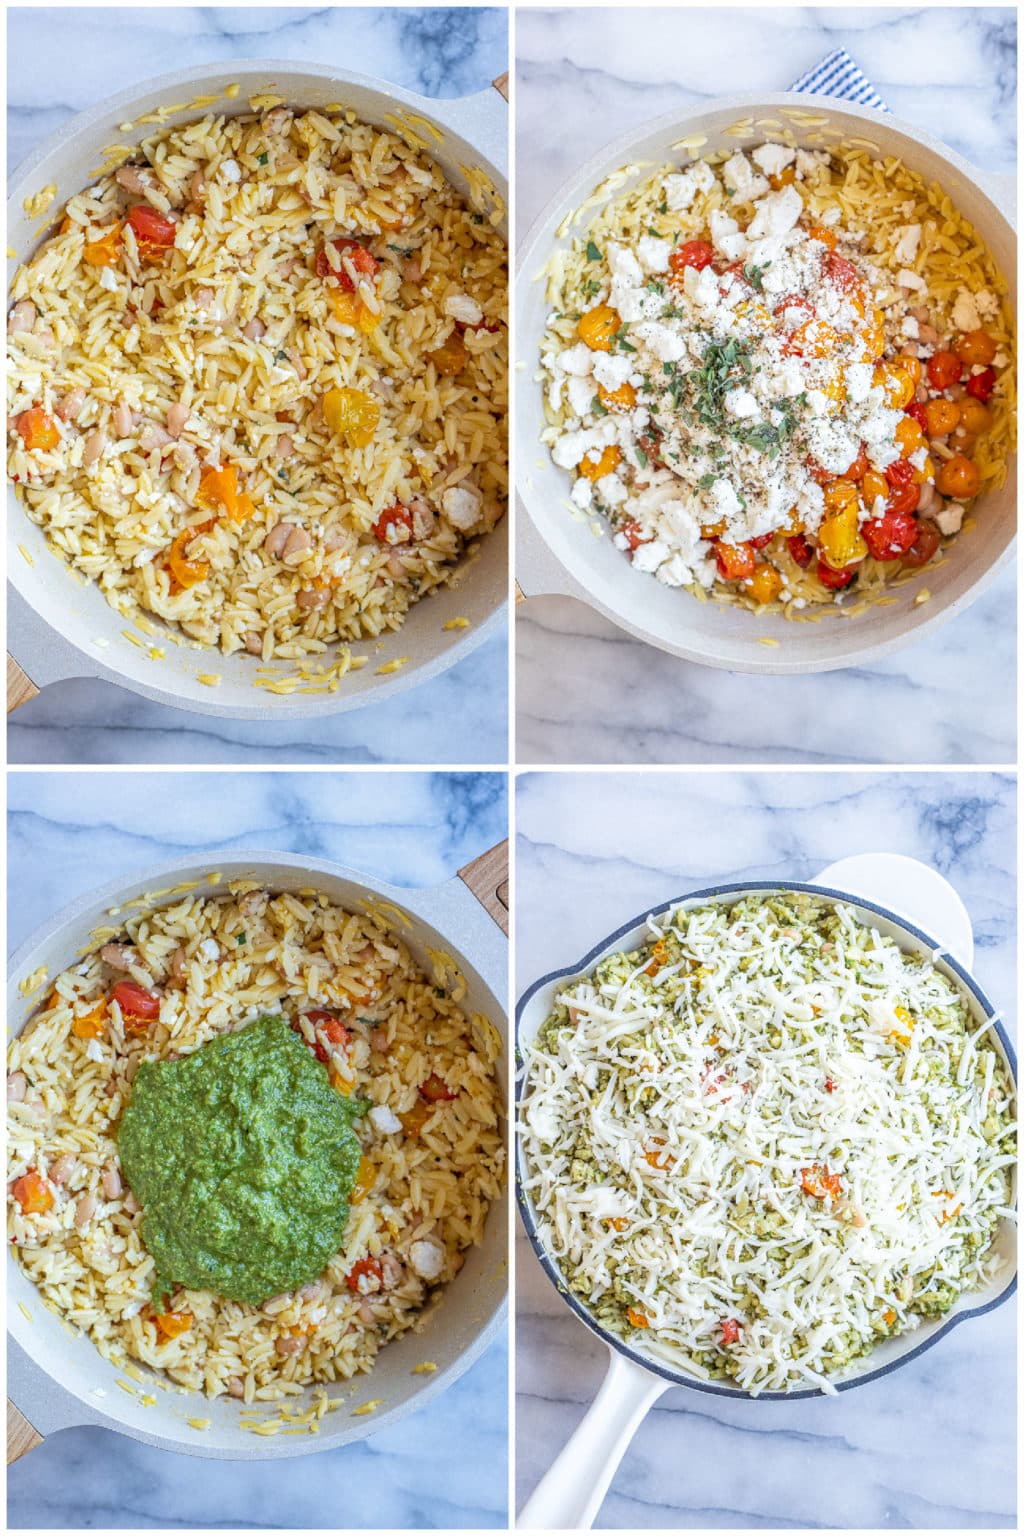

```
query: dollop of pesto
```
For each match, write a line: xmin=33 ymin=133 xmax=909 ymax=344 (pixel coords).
xmin=118 ymin=1014 xmax=365 ymax=1307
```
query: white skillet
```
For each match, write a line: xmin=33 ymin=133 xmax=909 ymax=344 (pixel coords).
xmin=516 ymin=854 xmax=1017 ymax=1527
xmin=516 ymin=94 xmax=1016 ymax=673
xmin=8 ymin=844 xmax=507 ymax=1462
xmin=7 ymin=61 xmax=508 ymax=718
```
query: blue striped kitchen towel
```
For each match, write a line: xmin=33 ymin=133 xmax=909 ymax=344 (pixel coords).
xmin=790 ymin=48 xmax=889 ymax=112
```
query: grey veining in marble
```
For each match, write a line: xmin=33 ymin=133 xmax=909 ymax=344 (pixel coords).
xmin=7 ymin=770 xmax=509 ymax=1529
xmin=515 ymin=769 xmax=1016 ymax=1528
xmin=6 ymin=6 xmax=509 ymax=766
xmin=515 ymin=6 xmax=1017 ymax=766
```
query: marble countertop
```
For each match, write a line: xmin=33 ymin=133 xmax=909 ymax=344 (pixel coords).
xmin=516 ymin=6 xmax=1017 ymax=765
xmin=515 ymin=769 xmax=1017 ymax=1528
xmin=7 ymin=769 xmax=509 ymax=1529
xmin=7 ymin=5 xmax=509 ymax=767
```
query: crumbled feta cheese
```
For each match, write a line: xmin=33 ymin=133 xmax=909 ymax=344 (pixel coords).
xmin=722 ymin=151 xmax=768 ymax=201
xmin=98 ymin=267 xmax=118 ymax=292
xmin=893 ymin=225 xmax=922 ymax=264
xmin=570 ymin=477 xmax=593 ymax=510
xmin=631 ymin=320 xmax=687 ymax=363
xmin=596 ymin=471 xmax=628 ymax=507
xmin=631 ymin=538 xmax=669 ymax=573
xmin=724 ymin=388 xmax=759 ymax=420
xmin=636 ymin=235 xmax=671 ymax=273
xmin=566 ymin=374 xmax=597 ymax=417
xmin=441 ymin=484 xmax=483 ymax=530
xmin=974 ymin=288 xmax=999 ymax=320
xmin=557 ymin=342 xmax=595 ymax=378
xmin=592 ymin=353 xmax=633 ymax=391
xmin=751 ymin=142 xmax=796 ymax=178
xmin=951 ymin=289 xmax=982 ymax=333
xmin=711 ymin=480 xmax=743 ymax=520
xmin=897 ymin=268 xmax=926 ymax=292
xmin=219 ymin=158 xmax=242 ymax=183
xmin=369 ymin=1105 xmax=403 ymax=1135
xmin=444 ymin=293 xmax=483 ymax=326
xmin=845 ymin=363 xmax=874 ymax=403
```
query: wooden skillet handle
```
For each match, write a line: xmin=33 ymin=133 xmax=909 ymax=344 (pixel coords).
xmin=7 ymin=1401 xmax=43 ymax=1464
xmin=7 ymin=655 xmax=39 ymax=712
xmin=458 ymin=840 xmax=509 ymax=935
xmin=492 ymin=72 xmax=509 ymax=102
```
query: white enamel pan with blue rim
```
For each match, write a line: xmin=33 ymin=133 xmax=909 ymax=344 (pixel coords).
xmin=516 ymin=93 xmax=1016 ymax=674
xmin=8 ymin=846 xmax=508 ymax=1462
xmin=515 ymin=854 xmax=1017 ymax=1528
xmin=7 ymin=61 xmax=508 ymax=719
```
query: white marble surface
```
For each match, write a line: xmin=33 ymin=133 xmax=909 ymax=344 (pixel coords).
xmin=515 ymin=6 xmax=1017 ymax=765
xmin=7 ymin=770 xmax=509 ymax=1529
xmin=515 ymin=770 xmax=1017 ymax=1528
xmin=6 ymin=5 xmax=509 ymax=766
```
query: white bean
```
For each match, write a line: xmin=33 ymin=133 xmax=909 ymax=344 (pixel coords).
xmin=75 ymin=1192 xmax=97 ymax=1228
xmin=165 ymin=402 xmax=188 ymax=438
xmin=101 ymin=1163 xmax=123 ymax=1200
xmin=82 ymin=430 xmax=106 ymax=466
xmin=296 ymin=585 xmax=331 ymax=611
xmin=242 ymin=317 xmax=265 ymax=342
xmin=7 ymin=300 xmax=37 ymax=335
xmin=49 ymin=1153 xmax=78 ymax=1186
xmin=7 ymin=1072 xmax=27 ymax=1102
xmin=56 ymin=387 xmax=86 ymax=423
xmin=115 ymin=165 xmax=152 ymax=195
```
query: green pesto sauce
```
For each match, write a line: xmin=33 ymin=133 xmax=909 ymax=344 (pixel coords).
xmin=118 ymin=1014 xmax=365 ymax=1307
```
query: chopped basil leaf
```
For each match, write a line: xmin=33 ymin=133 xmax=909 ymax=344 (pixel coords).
xmin=585 ymin=240 xmax=602 ymax=262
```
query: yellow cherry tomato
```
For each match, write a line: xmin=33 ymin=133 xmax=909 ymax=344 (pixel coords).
xmin=873 ymin=362 xmax=916 ymax=410
xmin=598 ymin=381 xmax=636 ymax=412
xmin=578 ymin=444 xmax=622 ymax=481
xmin=328 ymin=289 xmax=378 ymax=333
xmin=861 ymin=469 xmax=888 ymax=507
xmin=578 ymin=304 xmax=620 ymax=352
xmin=818 ymin=500 xmax=867 ymax=569
xmin=427 ymin=331 xmax=467 ymax=377
xmin=894 ymin=417 xmax=925 ymax=458
xmin=322 ymin=386 xmax=380 ymax=447
xmin=748 ymin=564 xmax=784 ymax=604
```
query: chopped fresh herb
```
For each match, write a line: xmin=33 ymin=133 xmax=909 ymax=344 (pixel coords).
xmin=236 ymin=933 xmax=247 ymax=945
xmin=591 ymin=395 xmax=608 ymax=416
xmin=743 ymin=263 xmax=769 ymax=292
xmin=635 ymin=447 xmax=648 ymax=469
xmin=658 ymin=200 xmax=668 ymax=215
xmin=645 ymin=278 xmax=665 ymax=295
xmin=386 ymin=243 xmax=414 ymax=256
xmin=585 ymin=240 xmax=602 ymax=262
xmin=697 ymin=472 xmax=716 ymax=490
xmin=257 ymin=152 xmax=269 ymax=167
xmin=646 ymin=227 xmax=661 ymax=238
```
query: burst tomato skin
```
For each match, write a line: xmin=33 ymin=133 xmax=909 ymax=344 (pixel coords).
xmin=126 ymin=205 xmax=176 ymax=253
xmin=110 ymin=980 xmax=161 ymax=1023
xmin=669 ymin=239 xmax=716 ymax=275
xmin=862 ymin=508 xmax=918 ymax=562
xmin=787 ymin=533 xmax=814 ymax=568
xmin=816 ymin=558 xmax=857 ymax=591
xmin=316 ymin=238 xmax=379 ymax=292
xmin=925 ymin=350 xmax=963 ymax=390
xmin=713 ymin=540 xmax=757 ymax=581
xmin=903 ymin=519 xmax=943 ymax=568
xmin=903 ymin=402 xmax=929 ymax=432
xmin=965 ymin=367 xmax=996 ymax=402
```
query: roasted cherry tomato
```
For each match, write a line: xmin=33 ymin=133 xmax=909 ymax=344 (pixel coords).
xmin=786 ymin=533 xmax=814 ymax=568
xmin=372 ymin=502 xmax=414 ymax=544
xmin=748 ymin=532 xmax=774 ymax=550
xmin=816 ymin=558 xmax=857 ymax=591
xmin=316 ymin=238 xmax=379 ymax=291
xmin=305 ymin=1009 xmax=351 ymax=1046
xmin=345 ymin=1257 xmax=383 ymax=1293
xmin=902 ymin=520 xmax=943 ymax=567
xmin=713 ymin=540 xmax=757 ymax=582
xmin=110 ymin=980 xmax=161 ymax=1026
xmin=620 ymin=518 xmax=652 ymax=552
xmin=669 ymin=239 xmax=716 ymax=276
xmin=886 ymin=482 xmax=921 ymax=516
xmin=419 ymin=1073 xmax=458 ymax=1102
xmin=862 ymin=508 xmax=918 ymax=562
xmin=821 ymin=250 xmax=861 ymax=293
xmin=126 ymin=205 xmax=176 ymax=255
xmin=884 ymin=458 xmax=916 ymax=491
xmin=925 ymin=351 xmax=963 ymax=390
xmin=903 ymin=402 xmax=929 ymax=432
xmin=720 ymin=1318 xmax=742 ymax=1346
xmin=965 ymin=367 xmax=996 ymax=402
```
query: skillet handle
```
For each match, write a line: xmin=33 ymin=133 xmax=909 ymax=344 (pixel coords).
xmin=7 ymin=655 xmax=39 ymax=712
xmin=519 ymin=1349 xmax=668 ymax=1529
xmin=813 ymin=853 xmax=974 ymax=970
xmin=7 ymin=1401 xmax=43 ymax=1464
xmin=458 ymin=840 xmax=509 ymax=936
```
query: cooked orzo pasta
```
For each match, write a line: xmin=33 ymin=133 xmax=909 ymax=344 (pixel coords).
xmin=7 ymin=104 xmax=507 ymax=659
xmin=540 ymin=140 xmax=1014 ymax=617
xmin=8 ymin=885 xmax=505 ymax=1402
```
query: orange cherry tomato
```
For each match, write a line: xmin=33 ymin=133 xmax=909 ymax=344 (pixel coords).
xmin=16 ymin=406 xmax=60 ymax=452
xmin=669 ymin=239 xmax=716 ymax=275
xmin=936 ymin=454 xmax=980 ymax=499
xmin=126 ymin=205 xmax=176 ymax=257
xmin=714 ymin=540 xmax=757 ymax=582
xmin=316 ymin=238 xmax=379 ymax=291
xmin=12 ymin=1170 xmax=53 ymax=1215
xmin=84 ymin=222 xmax=124 ymax=268
xmin=153 ymin=1309 xmax=193 ymax=1341
xmin=924 ymin=398 xmax=960 ymax=438
xmin=954 ymin=329 xmax=996 ymax=366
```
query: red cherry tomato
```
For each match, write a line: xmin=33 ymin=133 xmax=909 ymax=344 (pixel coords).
xmin=821 ymin=251 xmax=861 ymax=293
xmin=110 ymin=980 xmax=161 ymax=1024
xmin=305 ymin=1009 xmax=351 ymax=1046
xmin=902 ymin=519 xmax=943 ymax=568
xmin=885 ymin=458 xmax=916 ymax=491
xmin=805 ymin=457 xmax=836 ymax=487
xmin=965 ymin=367 xmax=996 ymax=402
xmin=419 ymin=1073 xmax=458 ymax=1103
xmin=669 ymin=239 xmax=716 ymax=276
xmin=316 ymin=238 xmax=380 ymax=291
xmin=620 ymin=518 xmax=651 ymax=552
xmin=713 ymin=540 xmax=757 ymax=581
xmin=925 ymin=351 xmax=963 ymax=390
xmin=720 ymin=1318 xmax=741 ymax=1346
xmin=372 ymin=503 xmax=414 ymax=543
xmin=903 ymin=402 xmax=929 ymax=431
xmin=126 ymin=205 xmax=176 ymax=254
xmin=886 ymin=482 xmax=921 ymax=516
xmin=817 ymin=558 xmax=857 ymax=590
xmin=786 ymin=533 xmax=814 ymax=568
xmin=862 ymin=508 xmax=918 ymax=562
xmin=345 ymin=1257 xmax=383 ymax=1293
xmin=843 ymin=446 xmax=869 ymax=482
xmin=748 ymin=532 xmax=774 ymax=550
